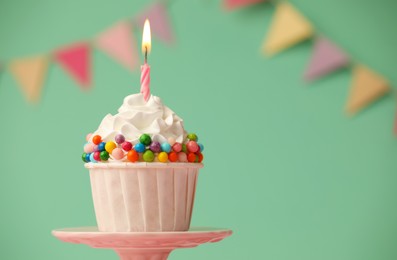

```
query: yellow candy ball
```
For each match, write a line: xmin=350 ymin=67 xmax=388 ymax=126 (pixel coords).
xmin=105 ymin=141 xmax=117 ymax=153
xmin=158 ymin=152 xmax=168 ymax=163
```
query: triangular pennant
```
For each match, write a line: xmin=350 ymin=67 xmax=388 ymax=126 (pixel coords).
xmin=9 ymin=55 xmax=49 ymax=103
xmin=304 ymin=36 xmax=349 ymax=81
xmin=54 ymin=42 xmax=91 ymax=88
xmin=224 ymin=0 xmax=265 ymax=10
xmin=345 ymin=65 xmax=390 ymax=115
xmin=96 ymin=21 xmax=139 ymax=71
xmin=134 ymin=2 xmax=174 ymax=44
xmin=262 ymin=2 xmax=313 ymax=56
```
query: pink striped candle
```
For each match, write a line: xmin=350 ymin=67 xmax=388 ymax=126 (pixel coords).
xmin=140 ymin=63 xmax=150 ymax=101
xmin=141 ymin=19 xmax=151 ymax=102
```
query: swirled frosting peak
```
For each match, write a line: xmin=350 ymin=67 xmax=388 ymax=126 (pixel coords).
xmin=92 ymin=93 xmax=186 ymax=144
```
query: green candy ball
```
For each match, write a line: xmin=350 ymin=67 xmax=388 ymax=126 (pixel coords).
xmin=82 ymin=153 xmax=87 ymax=162
xmin=100 ymin=151 xmax=110 ymax=161
xmin=187 ymin=133 xmax=198 ymax=141
xmin=182 ymin=144 xmax=187 ymax=153
xmin=139 ymin=134 xmax=152 ymax=146
xmin=143 ymin=150 xmax=155 ymax=162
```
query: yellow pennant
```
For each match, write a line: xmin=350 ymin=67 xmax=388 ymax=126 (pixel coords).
xmin=345 ymin=65 xmax=390 ymax=115
xmin=263 ymin=2 xmax=313 ymax=56
xmin=9 ymin=55 xmax=49 ymax=103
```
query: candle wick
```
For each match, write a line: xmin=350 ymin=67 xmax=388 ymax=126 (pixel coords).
xmin=144 ymin=46 xmax=148 ymax=64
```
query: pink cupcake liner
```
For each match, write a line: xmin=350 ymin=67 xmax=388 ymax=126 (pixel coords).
xmin=86 ymin=163 xmax=203 ymax=232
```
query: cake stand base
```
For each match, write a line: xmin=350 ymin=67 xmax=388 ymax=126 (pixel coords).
xmin=52 ymin=227 xmax=232 ymax=260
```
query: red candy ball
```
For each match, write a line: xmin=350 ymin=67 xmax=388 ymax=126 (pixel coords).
xmin=121 ymin=141 xmax=133 ymax=151
xmin=92 ymin=135 xmax=102 ymax=145
xmin=127 ymin=150 xmax=139 ymax=162
xmin=172 ymin=142 xmax=182 ymax=153
xmin=197 ymin=152 xmax=203 ymax=163
xmin=168 ymin=152 xmax=178 ymax=162
xmin=187 ymin=153 xmax=197 ymax=163
xmin=186 ymin=141 xmax=199 ymax=153
xmin=93 ymin=151 xmax=101 ymax=161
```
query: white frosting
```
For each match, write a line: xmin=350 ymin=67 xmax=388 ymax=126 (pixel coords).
xmin=93 ymin=93 xmax=186 ymax=144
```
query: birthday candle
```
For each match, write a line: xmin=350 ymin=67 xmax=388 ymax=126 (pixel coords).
xmin=140 ymin=19 xmax=151 ymax=102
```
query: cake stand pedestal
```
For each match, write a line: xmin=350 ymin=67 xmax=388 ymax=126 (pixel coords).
xmin=52 ymin=227 xmax=232 ymax=260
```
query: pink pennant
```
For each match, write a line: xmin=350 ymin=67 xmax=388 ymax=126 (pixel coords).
xmin=134 ymin=2 xmax=174 ymax=44
xmin=96 ymin=21 xmax=139 ymax=71
xmin=54 ymin=42 xmax=91 ymax=88
xmin=224 ymin=0 xmax=265 ymax=10
xmin=304 ymin=36 xmax=349 ymax=81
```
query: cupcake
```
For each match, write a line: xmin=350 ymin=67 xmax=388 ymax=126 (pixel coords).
xmin=82 ymin=93 xmax=204 ymax=232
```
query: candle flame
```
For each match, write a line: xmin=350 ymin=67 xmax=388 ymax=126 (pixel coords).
xmin=142 ymin=19 xmax=151 ymax=54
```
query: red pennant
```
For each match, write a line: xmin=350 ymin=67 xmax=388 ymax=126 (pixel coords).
xmin=224 ymin=0 xmax=265 ymax=10
xmin=54 ymin=43 xmax=91 ymax=89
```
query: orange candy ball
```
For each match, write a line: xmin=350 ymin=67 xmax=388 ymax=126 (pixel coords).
xmin=187 ymin=153 xmax=197 ymax=163
xmin=92 ymin=135 xmax=102 ymax=145
xmin=127 ymin=150 xmax=139 ymax=162
xmin=168 ymin=152 xmax=178 ymax=162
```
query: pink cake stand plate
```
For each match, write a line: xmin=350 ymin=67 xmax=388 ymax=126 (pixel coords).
xmin=52 ymin=227 xmax=232 ymax=260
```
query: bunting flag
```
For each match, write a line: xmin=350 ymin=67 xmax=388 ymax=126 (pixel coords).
xmin=54 ymin=42 xmax=91 ymax=89
xmin=345 ymin=65 xmax=390 ymax=115
xmin=262 ymin=2 xmax=313 ymax=56
xmin=303 ymin=36 xmax=349 ymax=81
xmin=224 ymin=0 xmax=265 ymax=10
xmin=134 ymin=2 xmax=174 ymax=44
xmin=95 ymin=21 xmax=139 ymax=71
xmin=9 ymin=55 xmax=49 ymax=103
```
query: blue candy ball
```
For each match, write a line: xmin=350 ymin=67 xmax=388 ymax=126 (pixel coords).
xmin=198 ymin=143 xmax=204 ymax=152
xmin=98 ymin=142 xmax=106 ymax=152
xmin=161 ymin=142 xmax=171 ymax=153
xmin=134 ymin=143 xmax=145 ymax=153
xmin=90 ymin=153 xmax=97 ymax=163
xmin=85 ymin=153 xmax=91 ymax=162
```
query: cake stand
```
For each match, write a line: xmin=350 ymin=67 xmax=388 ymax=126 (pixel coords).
xmin=52 ymin=227 xmax=232 ymax=260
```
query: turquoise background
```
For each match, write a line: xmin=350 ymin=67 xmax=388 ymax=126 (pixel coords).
xmin=1 ymin=0 xmax=397 ymax=259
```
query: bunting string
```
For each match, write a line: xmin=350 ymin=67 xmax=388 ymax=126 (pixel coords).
xmin=223 ymin=0 xmax=393 ymax=130
xmin=1 ymin=1 xmax=173 ymax=103
xmin=1 ymin=0 xmax=396 ymax=133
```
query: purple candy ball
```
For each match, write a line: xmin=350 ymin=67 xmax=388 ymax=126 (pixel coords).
xmin=149 ymin=141 xmax=161 ymax=153
xmin=115 ymin=134 xmax=125 ymax=144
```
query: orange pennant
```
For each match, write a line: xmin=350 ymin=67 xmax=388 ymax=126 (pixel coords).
xmin=262 ymin=2 xmax=313 ymax=56
xmin=9 ymin=55 xmax=49 ymax=103
xmin=345 ymin=65 xmax=390 ymax=115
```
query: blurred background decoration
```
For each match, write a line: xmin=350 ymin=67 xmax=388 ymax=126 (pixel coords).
xmin=2 ymin=2 xmax=173 ymax=102
xmin=1 ymin=0 xmax=394 ymax=126
xmin=2 ymin=0 xmax=397 ymax=260
xmin=225 ymin=0 xmax=391 ymax=119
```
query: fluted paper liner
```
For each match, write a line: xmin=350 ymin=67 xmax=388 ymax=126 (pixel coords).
xmin=85 ymin=163 xmax=202 ymax=232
